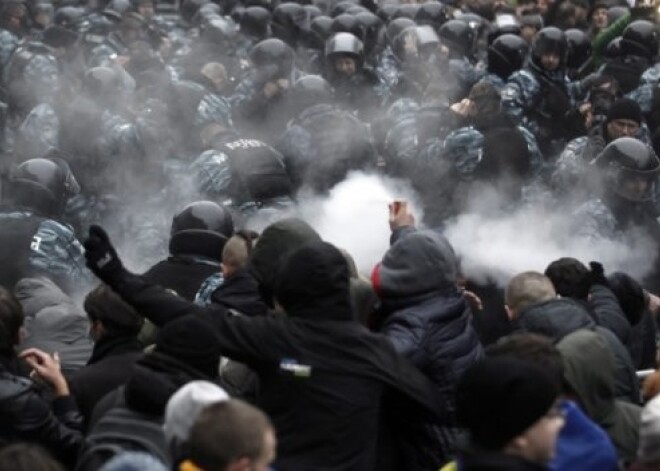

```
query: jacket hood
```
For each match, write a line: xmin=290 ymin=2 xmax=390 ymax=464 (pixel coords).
xmin=374 ymin=230 xmax=458 ymax=299
xmin=124 ymin=352 xmax=209 ymax=416
xmin=556 ymin=330 xmax=616 ymax=423
xmin=274 ymin=240 xmax=353 ymax=321
xmin=518 ymin=298 xmax=595 ymax=341
xmin=249 ymin=218 xmax=321 ymax=305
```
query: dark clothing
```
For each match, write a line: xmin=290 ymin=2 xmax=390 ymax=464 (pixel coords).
xmin=143 ymin=255 xmax=220 ymax=301
xmin=67 ymin=335 xmax=143 ymax=426
xmin=210 ymin=267 xmax=268 ymax=317
xmin=106 ymin=244 xmax=445 ymax=471
xmin=517 ymin=298 xmax=640 ymax=403
xmin=588 ymin=284 xmax=632 ymax=347
xmin=277 ymin=103 xmax=377 ymax=192
xmin=0 ymin=354 xmax=83 ymax=467
xmin=458 ymin=451 xmax=548 ymax=471
xmin=375 ymin=228 xmax=483 ymax=468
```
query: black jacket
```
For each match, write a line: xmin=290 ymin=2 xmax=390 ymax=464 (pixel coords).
xmin=210 ymin=267 xmax=268 ymax=317
xmin=108 ymin=241 xmax=445 ymax=471
xmin=67 ymin=335 xmax=144 ymax=426
xmin=143 ymin=255 xmax=220 ymax=301
xmin=458 ymin=451 xmax=548 ymax=471
xmin=0 ymin=354 xmax=83 ymax=467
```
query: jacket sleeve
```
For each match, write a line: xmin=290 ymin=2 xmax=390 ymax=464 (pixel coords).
xmin=382 ymin=314 xmax=424 ymax=359
xmin=589 ymin=283 xmax=632 ymax=346
xmin=112 ymin=271 xmax=280 ymax=366
xmin=11 ymin=389 xmax=83 ymax=467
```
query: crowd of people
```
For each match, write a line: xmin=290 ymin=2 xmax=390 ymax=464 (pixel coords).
xmin=1 ymin=0 xmax=660 ymax=468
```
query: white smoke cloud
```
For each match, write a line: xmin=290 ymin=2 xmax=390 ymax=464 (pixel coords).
xmin=443 ymin=191 xmax=658 ymax=287
xmin=296 ymin=171 xmax=423 ymax=275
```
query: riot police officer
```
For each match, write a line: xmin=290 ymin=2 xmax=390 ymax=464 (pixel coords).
xmin=0 ymin=157 xmax=87 ymax=293
xmin=142 ymin=200 xmax=234 ymax=300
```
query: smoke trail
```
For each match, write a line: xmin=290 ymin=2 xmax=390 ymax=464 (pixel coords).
xmin=297 ymin=171 xmax=423 ymax=275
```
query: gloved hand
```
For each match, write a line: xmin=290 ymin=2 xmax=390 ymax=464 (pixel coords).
xmin=84 ymin=225 xmax=126 ymax=286
xmin=589 ymin=261 xmax=608 ymax=286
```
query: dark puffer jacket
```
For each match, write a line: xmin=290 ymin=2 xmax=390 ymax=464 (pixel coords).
xmin=373 ymin=229 xmax=483 ymax=468
xmin=517 ymin=298 xmax=640 ymax=403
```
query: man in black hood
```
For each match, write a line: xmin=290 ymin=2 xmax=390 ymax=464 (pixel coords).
xmin=83 ymin=225 xmax=445 ymax=471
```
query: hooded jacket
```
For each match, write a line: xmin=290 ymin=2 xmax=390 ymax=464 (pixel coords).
xmin=517 ymin=298 xmax=639 ymax=403
xmin=374 ymin=230 xmax=481 ymax=403
xmin=108 ymin=240 xmax=445 ymax=471
xmin=15 ymin=277 xmax=92 ymax=374
xmin=373 ymin=230 xmax=483 ymax=468
xmin=556 ymin=330 xmax=641 ymax=461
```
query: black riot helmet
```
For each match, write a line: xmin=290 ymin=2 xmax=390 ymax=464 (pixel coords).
xmin=355 ymin=11 xmax=381 ymax=53
xmin=487 ymin=33 xmax=528 ymax=80
xmin=531 ymin=26 xmax=567 ymax=69
xmin=307 ymin=15 xmax=332 ymax=49
xmin=54 ymin=6 xmax=85 ymax=29
xmin=200 ymin=16 xmax=237 ymax=46
xmin=180 ymin=0 xmax=210 ymax=26
xmin=393 ymin=3 xmax=420 ymax=20
xmin=377 ymin=4 xmax=398 ymax=22
xmin=271 ymin=2 xmax=306 ymax=46
xmin=249 ymin=38 xmax=295 ymax=79
xmin=565 ymin=28 xmax=592 ymax=70
xmin=620 ymin=20 xmax=659 ymax=60
xmin=7 ymin=158 xmax=80 ymax=217
xmin=605 ymin=36 xmax=622 ymax=59
xmin=240 ymin=6 xmax=270 ymax=39
xmin=439 ymin=19 xmax=474 ymax=57
xmin=415 ymin=2 xmax=448 ymax=30
xmin=392 ymin=25 xmax=421 ymax=62
xmin=170 ymin=201 xmax=234 ymax=259
xmin=385 ymin=17 xmax=415 ymax=45
xmin=330 ymin=13 xmax=362 ymax=38
xmin=290 ymin=74 xmax=334 ymax=112
xmin=593 ymin=137 xmax=660 ymax=202
xmin=82 ymin=66 xmax=122 ymax=102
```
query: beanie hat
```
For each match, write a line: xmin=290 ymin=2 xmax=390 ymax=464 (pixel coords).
xmin=606 ymin=98 xmax=642 ymax=125
xmin=155 ymin=315 xmax=221 ymax=378
xmin=456 ymin=357 xmax=560 ymax=450
xmin=163 ymin=380 xmax=229 ymax=447
xmin=637 ymin=394 xmax=660 ymax=463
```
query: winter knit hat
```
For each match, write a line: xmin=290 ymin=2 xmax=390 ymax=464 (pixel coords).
xmin=638 ymin=394 xmax=660 ymax=463
xmin=456 ymin=357 xmax=560 ymax=450
xmin=163 ymin=381 xmax=229 ymax=448
xmin=155 ymin=315 xmax=221 ymax=378
xmin=606 ymin=98 xmax=642 ymax=125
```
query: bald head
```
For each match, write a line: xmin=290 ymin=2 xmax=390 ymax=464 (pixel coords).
xmin=505 ymin=271 xmax=556 ymax=319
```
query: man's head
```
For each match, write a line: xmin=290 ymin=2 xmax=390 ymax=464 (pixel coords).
xmin=505 ymin=271 xmax=556 ymax=320
xmin=456 ymin=357 xmax=564 ymax=464
xmin=188 ymin=400 xmax=276 ymax=471
xmin=590 ymin=2 xmax=608 ymax=30
xmin=606 ymin=98 xmax=642 ymax=140
xmin=84 ymin=284 xmax=144 ymax=342
xmin=221 ymin=233 xmax=252 ymax=278
xmin=544 ymin=257 xmax=591 ymax=301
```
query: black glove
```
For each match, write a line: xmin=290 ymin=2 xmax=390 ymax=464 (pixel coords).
xmin=83 ymin=225 xmax=126 ymax=285
xmin=589 ymin=261 xmax=608 ymax=286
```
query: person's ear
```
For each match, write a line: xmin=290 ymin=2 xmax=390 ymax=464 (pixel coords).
xmin=505 ymin=305 xmax=514 ymax=321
